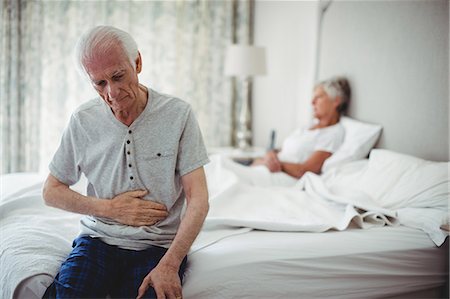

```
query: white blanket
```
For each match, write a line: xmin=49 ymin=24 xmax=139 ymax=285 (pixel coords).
xmin=0 ymin=179 xmax=82 ymax=299
xmin=191 ymin=156 xmax=397 ymax=252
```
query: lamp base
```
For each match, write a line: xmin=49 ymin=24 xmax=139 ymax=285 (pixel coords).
xmin=236 ymin=129 xmax=252 ymax=150
xmin=235 ymin=77 xmax=252 ymax=150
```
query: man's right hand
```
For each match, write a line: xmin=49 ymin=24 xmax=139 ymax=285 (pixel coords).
xmin=109 ymin=190 xmax=168 ymax=227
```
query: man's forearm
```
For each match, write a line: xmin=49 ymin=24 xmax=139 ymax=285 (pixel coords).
xmin=43 ymin=175 xmax=109 ymax=217
xmin=158 ymin=197 xmax=209 ymax=269
xmin=158 ymin=167 xmax=209 ymax=269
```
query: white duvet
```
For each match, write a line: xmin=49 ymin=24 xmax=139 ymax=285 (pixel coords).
xmin=0 ymin=176 xmax=82 ymax=299
xmin=191 ymin=155 xmax=398 ymax=252
xmin=0 ymin=149 xmax=448 ymax=299
xmin=192 ymin=152 xmax=448 ymax=251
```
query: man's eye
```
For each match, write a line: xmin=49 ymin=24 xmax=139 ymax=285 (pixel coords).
xmin=113 ymin=75 xmax=123 ymax=81
xmin=95 ymin=81 xmax=106 ymax=87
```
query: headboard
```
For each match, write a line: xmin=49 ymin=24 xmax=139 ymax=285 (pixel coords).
xmin=318 ymin=0 xmax=449 ymax=162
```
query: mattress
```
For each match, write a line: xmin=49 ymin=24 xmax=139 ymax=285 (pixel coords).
xmin=11 ymin=226 xmax=449 ymax=299
xmin=183 ymin=227 xmax=448 ymax=299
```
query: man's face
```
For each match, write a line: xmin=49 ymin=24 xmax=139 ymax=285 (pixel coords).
xmin=83 ymin=45 xmax=141 ymax=113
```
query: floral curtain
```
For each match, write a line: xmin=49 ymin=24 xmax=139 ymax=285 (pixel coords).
xmin=1 ymin=0 xmax=252 ymax=174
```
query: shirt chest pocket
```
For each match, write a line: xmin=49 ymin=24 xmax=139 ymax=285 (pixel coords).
xmin=140 ymin=149 xmax=177 ymax=178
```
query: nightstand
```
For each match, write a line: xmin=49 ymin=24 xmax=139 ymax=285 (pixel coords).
xmin=208 ymin=146 xmax=266 ymax=165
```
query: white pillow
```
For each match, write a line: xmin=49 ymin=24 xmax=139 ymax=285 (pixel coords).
xmin=358 ymin=149 xmax=449 ymax=210
xmin=322 ymin=117 xmax=382 ymax=172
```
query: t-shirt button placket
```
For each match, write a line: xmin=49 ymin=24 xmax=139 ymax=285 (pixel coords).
xmin=126 ymin=136 xmax=134 ymax=182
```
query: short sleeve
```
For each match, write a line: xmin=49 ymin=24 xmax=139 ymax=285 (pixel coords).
xmin=176 ymin=107 xmax=210 ymax=176
xmin=313 ymin=125 xmax=345 ymax=153
xmin=49 ymin=115 xmax=86 ymax=186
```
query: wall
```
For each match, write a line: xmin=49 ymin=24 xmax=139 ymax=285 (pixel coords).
xmin=253 ymin=0 xmax=319 ymax=149
xmin=253 ymin=0 xmax=449 ymax=162
xmin=319 ymin=0 xmax=449 ymax=161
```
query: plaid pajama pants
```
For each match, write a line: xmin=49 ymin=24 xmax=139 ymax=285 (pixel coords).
xmin=43 ymin=235 xmax=187 ymax=299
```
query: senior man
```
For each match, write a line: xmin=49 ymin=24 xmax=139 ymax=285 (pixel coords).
xmin=43 ymin=26 xmax=209 ymax=299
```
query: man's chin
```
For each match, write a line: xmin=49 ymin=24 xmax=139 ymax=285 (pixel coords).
xmin=108 ymin=103 xmax=131 ymax=114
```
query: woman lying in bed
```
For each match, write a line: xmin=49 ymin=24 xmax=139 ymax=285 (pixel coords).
xmin=252 ymin=76 xmax=351 ymax=178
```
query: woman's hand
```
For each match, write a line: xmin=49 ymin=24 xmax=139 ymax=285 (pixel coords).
xmin=262 ymin=151 xmax=282 ymax=172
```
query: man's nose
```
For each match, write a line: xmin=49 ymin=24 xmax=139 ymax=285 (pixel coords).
xmin=107 ymin=82 xmax=120 ymax=99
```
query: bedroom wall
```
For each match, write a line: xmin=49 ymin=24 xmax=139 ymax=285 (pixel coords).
xmin=252 ymin=0 xmax=319 ymax=149
xmin=318 ymin=0 xmax=449 ymax=162
xmin=253 ymin=0 xmax=449 ymax=162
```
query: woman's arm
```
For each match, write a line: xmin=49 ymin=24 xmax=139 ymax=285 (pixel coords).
xmin=280 ymin=151 xmax=332 ymax=179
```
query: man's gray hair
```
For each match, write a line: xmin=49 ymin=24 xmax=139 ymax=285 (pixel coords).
xmin=316 ymin=76 xmax=351 ymax=114
xmin=75 ymin=25 xmax=138 ymax=74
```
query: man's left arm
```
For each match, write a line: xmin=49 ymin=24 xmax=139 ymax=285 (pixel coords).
xmin=137 ymin=167 xmax=209 ymax=299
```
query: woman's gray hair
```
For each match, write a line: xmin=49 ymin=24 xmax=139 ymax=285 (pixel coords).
xmin=316 ymin=77 xmax=351 ymax=114
xmin=75 ymin=26 xmax=138 ymax=74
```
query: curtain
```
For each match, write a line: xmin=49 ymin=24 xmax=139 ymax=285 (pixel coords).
xmin=1 ymin=0 xmax=252 ymax=174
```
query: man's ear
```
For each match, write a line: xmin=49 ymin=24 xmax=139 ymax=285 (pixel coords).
xmin=135 ymin=51 xmax=142 ymax=73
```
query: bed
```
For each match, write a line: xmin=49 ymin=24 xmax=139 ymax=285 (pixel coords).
xmin=1 ymin=115 xmax=448 ymax=299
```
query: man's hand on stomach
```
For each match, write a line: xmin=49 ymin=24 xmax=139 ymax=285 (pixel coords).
xmin=109 ymin=190 xmax=168 ymax=226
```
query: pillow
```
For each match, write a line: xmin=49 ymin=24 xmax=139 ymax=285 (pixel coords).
xmin=357 ymin=149 xmax=449 ymax=210
xmin=322 ymin=117 xmax=382 ymax=172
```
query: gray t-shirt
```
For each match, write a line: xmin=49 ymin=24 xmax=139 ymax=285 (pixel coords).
xmin=49 ymin=89 xmax=209 ymax=250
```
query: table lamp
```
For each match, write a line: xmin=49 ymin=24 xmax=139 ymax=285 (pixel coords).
xmin=225 ymin=44 xmax=266 ymax=150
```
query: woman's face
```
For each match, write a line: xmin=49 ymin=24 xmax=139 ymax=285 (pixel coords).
xmin=311 ymin=86 xmax=339 ymax=119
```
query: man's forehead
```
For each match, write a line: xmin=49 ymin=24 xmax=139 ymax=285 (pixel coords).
xmin=84 ymin=47 xmax=130 ymax=79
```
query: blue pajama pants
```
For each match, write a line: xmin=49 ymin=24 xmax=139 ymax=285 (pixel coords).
xmin=43 ymin=235 xmax=187 ymax=299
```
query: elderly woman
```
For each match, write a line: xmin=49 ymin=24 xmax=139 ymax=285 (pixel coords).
xmin=252 ymin=77 xmax=351 ymax=179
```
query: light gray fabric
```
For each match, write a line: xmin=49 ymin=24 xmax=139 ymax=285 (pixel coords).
xmin=49 ymin=89 xmax=209 ymax=250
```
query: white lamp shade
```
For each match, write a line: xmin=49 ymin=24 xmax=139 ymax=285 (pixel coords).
xmin=224 ymin=44 xmax=267 ymax=77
